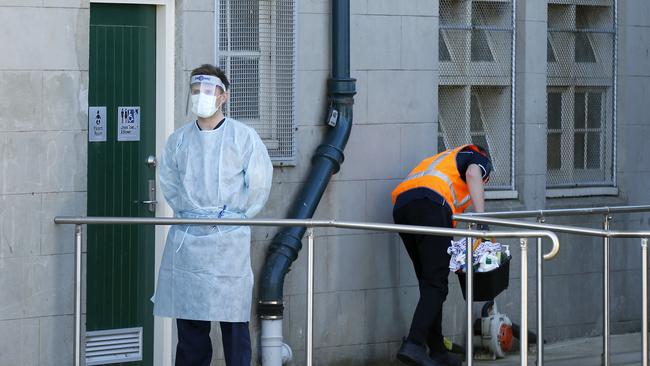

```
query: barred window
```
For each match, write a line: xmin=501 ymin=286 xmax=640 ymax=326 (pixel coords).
xmin=547 ymin=1 xmax=615 ymax=187
xmin=438 ymin=0 xmax=514 ymax=190
xmin=573 ymin=90 xmax=603 ymax=170
xmin=216 ymin=0 xmax=296 ymax=164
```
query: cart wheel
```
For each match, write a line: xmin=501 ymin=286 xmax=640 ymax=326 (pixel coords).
xmin=481 ymin=300 xmax=495 ymax=317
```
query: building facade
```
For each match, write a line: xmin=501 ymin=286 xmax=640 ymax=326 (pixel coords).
xmin=0 ymin=0 xmax=649 ymax=364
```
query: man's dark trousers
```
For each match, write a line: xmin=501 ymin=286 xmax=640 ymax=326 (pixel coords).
xmin=393 ymin=198 xmax=453 ymax=353
xmin=176 ymin=319 xmax=251 ymax=366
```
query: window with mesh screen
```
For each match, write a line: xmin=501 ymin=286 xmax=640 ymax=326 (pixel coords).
xmin=216 ymin=0 xmax=296 ymax=164
xmin=439 ymin=30 xmax=453 ymax=62
xmin=548 ymin=39 xmax=557 ymax=62
xmin=573 ymin=91 xmax=603 ymax=170
xmin=546 ymin=1 xmax=614 ymax=187
xmin=470 ymin=93 xmax=490 ymax=153
xmin=438 ymin=0 xmax=514 ymax=190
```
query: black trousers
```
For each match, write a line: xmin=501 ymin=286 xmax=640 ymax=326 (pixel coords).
xmin=176 ymin=319 xmax=251 ymax=366
xmin=393 ymin=198 xmax=453 ymax=352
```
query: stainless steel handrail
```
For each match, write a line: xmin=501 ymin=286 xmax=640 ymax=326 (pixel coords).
xmin=603 ymin=214 xmax=612 ymax=366
xmin=455 ymin=212 xmax=650 ymax=366
xmin=536 ymin=216 xmax=545 ymax=366
xmin=458 ymin=204 xmax=650 ymax=219
xmin=455 ymin=215 xmax=608 ymax=236
xmin=306 ymin=227 xmax=314 ymax=366
xmin=54 ymin=216 xmax=560 ymax=366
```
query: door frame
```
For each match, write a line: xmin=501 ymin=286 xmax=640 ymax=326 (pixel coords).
xmin=89 ymin=1 xmax=175 ymax=365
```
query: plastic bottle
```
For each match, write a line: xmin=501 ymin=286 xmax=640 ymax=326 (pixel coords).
xmin=478 ymin=253 xmax=500 ymax=272
xmin=503 ymin=244 xmax=511 ymax=258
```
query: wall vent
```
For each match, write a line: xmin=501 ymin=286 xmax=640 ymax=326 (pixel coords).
xmin=86 ymin=327 xmax=142 ymax=365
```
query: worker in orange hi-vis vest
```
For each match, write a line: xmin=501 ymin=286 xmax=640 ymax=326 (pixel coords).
xmin=392 ymin=144 xmax=492 ymax=366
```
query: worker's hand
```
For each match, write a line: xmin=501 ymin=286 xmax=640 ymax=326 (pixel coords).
xmin=476 ymin=223 xmax=490 ymax=232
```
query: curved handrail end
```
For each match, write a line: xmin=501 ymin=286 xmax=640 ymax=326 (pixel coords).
xmin=542 ymin=231 xmax=560 ymax=260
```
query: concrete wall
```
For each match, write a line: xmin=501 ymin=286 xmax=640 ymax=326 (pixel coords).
xmin=272 ymin=2 xmax=440 ymax=363
xmin=609 ymin=0 xmax=650 ymax=337
xmin=268 ymin=0 xmax=650 ymax=363
xmin=0 ymin=1 xmax=89 ymax=365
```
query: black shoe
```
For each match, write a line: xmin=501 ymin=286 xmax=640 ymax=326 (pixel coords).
xmin=429 ymin=350 xmax=462 ymax=366
xmin=397 ymin=339 xmax=443 ymax=366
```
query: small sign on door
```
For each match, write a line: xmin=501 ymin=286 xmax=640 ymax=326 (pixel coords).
xmin=88 ymin=106 xmax=107 ymax=142
xmin=117 ymin=106 xmax=141 ymax=142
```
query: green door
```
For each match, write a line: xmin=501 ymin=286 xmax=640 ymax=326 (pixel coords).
xmin=88 ymin=4 xmax=156 ymax=365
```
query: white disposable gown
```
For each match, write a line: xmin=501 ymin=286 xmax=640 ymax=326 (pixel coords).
xmin=153 ymin=118 xmax=273 ymax=322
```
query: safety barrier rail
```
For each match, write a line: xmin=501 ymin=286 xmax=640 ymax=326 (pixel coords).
xmin=457 ymin=204 xmax=650 ymax=366
xmin=54 ymin=216 xmax=560 ymax=366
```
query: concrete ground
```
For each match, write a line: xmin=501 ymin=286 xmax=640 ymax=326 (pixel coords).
xmin=472 ymin=332 xmax=646 ymax=365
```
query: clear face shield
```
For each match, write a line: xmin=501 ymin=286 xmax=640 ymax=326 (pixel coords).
xmin=186 ymin=75 xmax=227 ymax=118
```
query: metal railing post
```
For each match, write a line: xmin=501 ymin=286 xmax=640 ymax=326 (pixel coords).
xmin=74 ymin=224 xmax=82 ymax=366
xmin=642 ymin=237 xmax=648 ymax=366
xmin=306 ymin=227 xmax=315 ymax=366
xmin=466 ymin=227 xmax=475 ymax=366
xmin=537 ymin=216 xmax=545 ymax=366
xmin=521 ymin=237 xmax=529 ymax=366
xmin=603 ymin=214 xmax=612 ymax=366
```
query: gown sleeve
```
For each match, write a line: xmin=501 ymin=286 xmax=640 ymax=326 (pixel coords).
xmin=159 ymin=132 xmax=184 ymax=212
xmin=242 ymin=130 xmax=273 ymax=218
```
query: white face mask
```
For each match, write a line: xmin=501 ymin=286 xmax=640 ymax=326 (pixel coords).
xmin=190 ymin=94 xmax=219 ymax=118
xmin=188 ymin=74 xmax=227 ymax=118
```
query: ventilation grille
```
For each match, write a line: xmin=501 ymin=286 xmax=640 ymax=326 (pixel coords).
xmin=217 ymin=0 xmax=297 ymax=164
xmin=86 ymin=327 xmax=143 ymax=365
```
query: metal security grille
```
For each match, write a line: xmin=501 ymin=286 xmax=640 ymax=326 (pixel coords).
xmin=216 ymin=0 xmax=296 ymax=164
xmin=439 ymin=0 xmax=515 ymax=190
xmin=547 ymin=0 xmax=616 ymax=187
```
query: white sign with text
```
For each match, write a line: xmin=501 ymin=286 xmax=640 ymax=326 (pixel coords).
xmin=117 ymin=106 xmax=141 ymax=142
xmin=88 ymin=106 xmax=107 ymax=142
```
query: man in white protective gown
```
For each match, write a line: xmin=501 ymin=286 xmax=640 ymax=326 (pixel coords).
xmin=152 ymin=64 xmax=273 ymax=366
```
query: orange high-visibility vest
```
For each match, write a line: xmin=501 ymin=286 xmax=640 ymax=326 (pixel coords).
xmin=392 ymin=144 xmax=480 ymax=216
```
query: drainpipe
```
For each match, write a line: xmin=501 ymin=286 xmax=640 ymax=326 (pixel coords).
xmin=258 ymin=0 xmax=355 ymax=364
